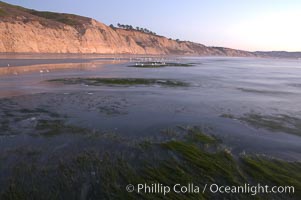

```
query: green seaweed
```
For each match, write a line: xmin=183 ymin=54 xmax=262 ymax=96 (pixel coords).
xmin=240 ymin=113 xmax=301 ymax=136
xmin=185 ymin=127 xmax=217 ymax=144
xmin=0 ymin=128 xmax=300 ymax=199
xmin=162 ymin=141 xmax=243 ymax=185
xmin=242 ymin=156 xmax=301 ymax=186
xmin=241 ymin=156 xmax=301 ymax=196
xmin=35 ymin=119 xmax=89 ymax=136
xmin=220 ymin=112 xmax=301 ymax=137
xmin=48 ymin=78 xmax=189 ymax=87
xmin=220 ymin=113 xmax=235 ymax=119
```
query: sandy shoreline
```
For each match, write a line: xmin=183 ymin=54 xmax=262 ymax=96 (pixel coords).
xmin=0 ymin=60 xmax=123 ymax=76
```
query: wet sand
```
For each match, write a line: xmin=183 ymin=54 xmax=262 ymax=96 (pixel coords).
xmin=0 ymin=60 xmax=120 ymax=76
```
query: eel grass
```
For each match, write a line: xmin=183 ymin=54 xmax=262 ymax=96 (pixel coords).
xmin=48 ymin=78 xmax=189 ymax=87
xmin=0 ymin=127 xmax=300 ymax=200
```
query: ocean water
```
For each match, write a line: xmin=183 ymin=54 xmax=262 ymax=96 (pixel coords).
xmin=0 ymin=56 xmax=301 ymax=160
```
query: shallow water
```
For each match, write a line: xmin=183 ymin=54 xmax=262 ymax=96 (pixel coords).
xmin=0 ymin=56 xmax=301 ymax=161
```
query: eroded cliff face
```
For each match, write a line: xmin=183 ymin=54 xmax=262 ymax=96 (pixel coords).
xmin=0 ymin=1 xmax=255 ymax=56
xmin=0 ymin=20 xmax=145 ymax=54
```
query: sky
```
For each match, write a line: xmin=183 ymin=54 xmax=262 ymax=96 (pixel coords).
xmin=3 ymin=0 xmax=301 ymax=51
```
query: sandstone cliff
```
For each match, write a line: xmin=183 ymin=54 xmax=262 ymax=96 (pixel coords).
xmin=0 ymin=1 xmax=255 ymax=56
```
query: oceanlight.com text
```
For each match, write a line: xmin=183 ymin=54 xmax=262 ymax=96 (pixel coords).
xmin=126 ymin=183 xmax=295 ymax=196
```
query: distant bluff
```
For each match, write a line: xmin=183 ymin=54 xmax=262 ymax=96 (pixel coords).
xmin=0 ymin=1 xmax=255 ymax=56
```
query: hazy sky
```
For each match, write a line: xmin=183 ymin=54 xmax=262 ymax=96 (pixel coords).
xmin=4 ymin=0 xmax=301 ymax=51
